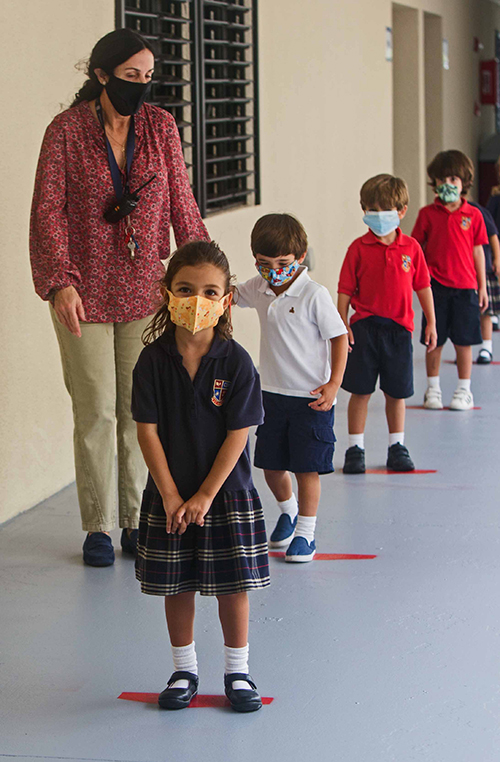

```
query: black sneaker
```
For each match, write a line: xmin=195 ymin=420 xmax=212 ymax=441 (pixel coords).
xmin=343 ymin=445 xmax=366 ymax=474
xmin=386 ymin=443 xmax=415 ymax=472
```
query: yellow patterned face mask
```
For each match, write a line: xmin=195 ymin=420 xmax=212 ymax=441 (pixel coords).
xmin=167 ymin=290 xmax=226 ymax=334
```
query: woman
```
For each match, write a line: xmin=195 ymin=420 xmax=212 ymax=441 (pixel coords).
xmin=30 ymin=29 xmax=209 ymax=566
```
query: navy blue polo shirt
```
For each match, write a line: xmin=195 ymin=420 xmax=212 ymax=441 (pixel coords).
xmin=469 ymin=201 xmax=498 ymax=272
xmin=132 ymin=332 xmax=264 ymax=501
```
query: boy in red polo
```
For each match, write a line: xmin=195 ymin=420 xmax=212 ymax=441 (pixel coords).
xmin=412 ymin=150 xmax=488 ymax=410
xmin=338 ymin=174 xmax=436 ymax=474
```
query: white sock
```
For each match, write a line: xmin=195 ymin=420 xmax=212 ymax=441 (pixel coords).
xmin=348 ymin=433 xmax=365 ymax=449
xmin=456 ymin=378 xmax=471 ymax=392
xmin=170 ymin=641 xmax=198 ymax=689
xmin=427 ymin=376 xmax=441 ymax=389
xmin=277 ymin=494 xmax=298 ymax=519
xmin=295 ymin=515 xmax=316 ymax=544
xmin=389 ymin=432 xmax=404 ymax=447
xmin=482 ymin=339 xmax=493 ymax=354
xmin=224 ymin=644 xmax=252 ymax=690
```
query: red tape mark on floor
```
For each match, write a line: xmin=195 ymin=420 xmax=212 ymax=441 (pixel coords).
xmin=269 ymin=552 xmax=376 ymax=560
xmin=406 ymin=405 xmax=481 ymax=410
xmin=364 ymin=468 xmax=437 ymax=474
xmin=118 ymin=692 xmax=273 ymax=707
xmin=444 ymin=359 xmax=500 ymax=365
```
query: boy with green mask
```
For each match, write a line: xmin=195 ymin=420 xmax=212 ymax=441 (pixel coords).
xmin=412 ymin=150 xmax=489 ymax=410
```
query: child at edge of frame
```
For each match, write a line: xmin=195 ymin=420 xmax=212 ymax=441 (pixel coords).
xmin=411 ymin=150 xmax=489 ymax=410
xmin=131 ymin=240 xmax=269 ymax=713
xmin=337 ymin=174 xmax=437 ymax=475
xmin=468 ymin=199 xmax=500 ymax=364
xmin=236 ymin=213 xmax=349 ymax=563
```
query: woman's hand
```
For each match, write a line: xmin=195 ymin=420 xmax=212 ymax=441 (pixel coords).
xmin=163 ymin=492 xmax=186 ymax=534
xmin=175 ymin=492 xmax=213 ymax=534
xmin=53 ymin=286 xmax=86 ymax=337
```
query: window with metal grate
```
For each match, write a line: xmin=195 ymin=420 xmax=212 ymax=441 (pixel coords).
xmin=116 ymin=0 xmax=260 ymax=217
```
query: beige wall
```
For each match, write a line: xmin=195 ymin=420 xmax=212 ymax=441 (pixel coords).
xmin=2 ymin=0 xmax=500 ymax=524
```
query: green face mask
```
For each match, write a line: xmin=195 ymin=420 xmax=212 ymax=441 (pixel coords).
xmin=436 ymin=183 xmax=461 ymax=204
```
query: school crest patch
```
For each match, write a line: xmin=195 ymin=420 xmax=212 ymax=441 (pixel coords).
xmin=211 ymin=379 xmax=230 ymax=407
xmin=461 ymin=216 xmax=472 ymax=230
xmin=402 ymin=254 xmax=411 ymax=272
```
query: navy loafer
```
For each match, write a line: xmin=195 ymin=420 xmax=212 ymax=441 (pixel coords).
xmin=158 ymin=671 xmax=199 ymax=710
xmin=82 ymin=532 xmax=115 ymax=567
xmin=224 ymin=673 xmax=262 ymax=713
xmin=120 ymin=528 xmax=138 ymax=557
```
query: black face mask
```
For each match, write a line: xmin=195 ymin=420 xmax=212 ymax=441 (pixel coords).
xmin=105 ymin=74 xmax=151 ymax=116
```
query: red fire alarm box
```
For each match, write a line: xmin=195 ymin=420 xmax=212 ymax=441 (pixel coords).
xmin=480 ymin=59 xmax=499 ymax=105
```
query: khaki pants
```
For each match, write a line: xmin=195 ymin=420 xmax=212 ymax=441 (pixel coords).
xmin=51 ymin=307 xmax=150 ymax=532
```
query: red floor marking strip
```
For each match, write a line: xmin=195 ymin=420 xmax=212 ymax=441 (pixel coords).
xmin=269 ymin=552 xmax=376 ymax=560
xmin=118 ymin=692 xmax=274 ymax=707
xmin=406 ymin=405 xmax=481 ymax=410
xmin=444 ymin=359 xmax=500 ymax=365
xmin=364 ymin=468 xmax=437 ymax=474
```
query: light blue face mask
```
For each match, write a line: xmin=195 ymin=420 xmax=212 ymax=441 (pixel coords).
xmin=362 ymin=210 xmax=400 ymax=237
xmin=436 ymin=183 xmax=461 ymax=204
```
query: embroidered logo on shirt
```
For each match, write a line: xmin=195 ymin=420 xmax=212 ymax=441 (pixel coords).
xmin=461 ymin=216 xmax=472 ymax=230
xmin=402 ymin=254 xmax=411 ymax=272
xmin=289 ymin=307 xmax=295 ymax=313
xmin=211 ymin=379 xmax=230 ymax=406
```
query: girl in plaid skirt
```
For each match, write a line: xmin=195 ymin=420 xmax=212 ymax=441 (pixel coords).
xmin=132 ymin=241 xmax=269 ymax=713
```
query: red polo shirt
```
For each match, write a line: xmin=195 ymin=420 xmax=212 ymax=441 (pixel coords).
xmin=411 ymin=199 xmax=487 ymax=289
xmin=338 ymin=228 xmax=430 ymax=333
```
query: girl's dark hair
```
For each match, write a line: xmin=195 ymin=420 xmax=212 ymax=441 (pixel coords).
xmin=71 ymin=28 xmax=155 ymax=107
xmin=142 ymin=240 xmax=235 ymax=345
xmin=427 ymin=150 xmax=474 ymax=195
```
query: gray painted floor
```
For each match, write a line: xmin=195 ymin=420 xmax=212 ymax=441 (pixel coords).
xmin=2 ymin=337 xmax=500 ymax=762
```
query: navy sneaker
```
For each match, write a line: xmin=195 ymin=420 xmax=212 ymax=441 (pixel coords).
xmin=386 ymin=443 xmax=415 ymax=472
xmin=269 ymin=513 xmax=297 ymax=548
xmin=82 ymin=532 xmax=115 ymax=567
xmin=224 ymin=673 xmax=262 ymax=713
xmin=343 ymin=445 xmax=366 ymax=474
xmin=121 ymin=528 xmax=138 ymax=557
xmin=285 ymin=536 xmax=316 ymax=563
xmin=158 ymin=671 xmax=199 ymax=710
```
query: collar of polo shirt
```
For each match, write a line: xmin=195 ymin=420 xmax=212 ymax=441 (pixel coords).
xmin=361 ymin=227 xmax=406 ymax=246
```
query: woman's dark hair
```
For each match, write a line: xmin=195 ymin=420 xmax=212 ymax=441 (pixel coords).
xmin=142 ymin=240 xmax=235 ymax=345
xmin=71 ymin=28 xmax=155 ymax=107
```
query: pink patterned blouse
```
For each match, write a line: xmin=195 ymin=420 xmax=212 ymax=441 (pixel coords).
xmin=30 ymin=102 xmax=209 ymax=323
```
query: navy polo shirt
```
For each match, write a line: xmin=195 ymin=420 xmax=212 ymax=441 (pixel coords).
xmin=469 ymin=201 xmax=498 ymax=272
xmin=132 ymin=332 xmax=264 ymax=501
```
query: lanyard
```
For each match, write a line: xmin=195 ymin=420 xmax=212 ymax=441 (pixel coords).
xmin=95 ymin=98 xmax=135 ymax=200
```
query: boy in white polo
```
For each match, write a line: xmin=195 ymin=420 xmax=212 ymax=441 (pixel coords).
xmin=237 ymin=214 xmax=348 ymax=562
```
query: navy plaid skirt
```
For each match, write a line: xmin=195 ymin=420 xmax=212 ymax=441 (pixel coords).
xmin=486 ymin=271 xmax=500 ymax=315
xmin=135 ymin=489 xmax=270 ymax=596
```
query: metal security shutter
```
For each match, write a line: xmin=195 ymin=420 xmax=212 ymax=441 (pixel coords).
xmin=117 ymin=1 xmax=197 ymax=193
xmin=117 ymin=0 xmax=259 ymax=216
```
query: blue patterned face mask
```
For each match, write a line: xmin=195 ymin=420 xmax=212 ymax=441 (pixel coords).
xmin=256 ymin=259 xmax=300 ymax=286
xmin=436 ymin=183 xmax=461 ymax=203
xmin=362 ymin=210 xmax=400 ymax=237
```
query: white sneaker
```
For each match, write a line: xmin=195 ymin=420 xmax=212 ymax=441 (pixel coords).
xmin=449 ymin=388 xmax=474 ymax=411
xmin=423 ymin=387 xmax=443 ymax=409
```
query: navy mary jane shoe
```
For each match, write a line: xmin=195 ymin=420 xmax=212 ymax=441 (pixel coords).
xmin=158 ymin=671 xmax=199 ymax=710
xmin=224 ymin=673 xmax=262 ymax=713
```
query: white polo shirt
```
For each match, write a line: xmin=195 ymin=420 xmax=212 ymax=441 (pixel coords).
xmin=237 ymin=268 xmax=347 ymax=398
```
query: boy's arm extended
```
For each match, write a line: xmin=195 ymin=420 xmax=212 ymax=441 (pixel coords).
xmin=136 ymin=422 xmax=185 ymax=534
xmin=175 ymin=428 xmax=250 ymax=532
xmin=473 ymin=245 xmax=488 ymax=312
xmin=416 ymin=286 xmax=437 ymax=352
xmin=309 ymin=334 xmax=349 ymax=411
xmin=337 ymin=292 xmax=354 ymax=347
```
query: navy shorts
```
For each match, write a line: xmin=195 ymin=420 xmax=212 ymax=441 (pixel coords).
xmin=420 ymin=278 xmax=481 ymax=347
xmin=254 ymin=392 xmax=336 ymax=474
xmin=341 ymin=316 xmax=414 ymax=399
